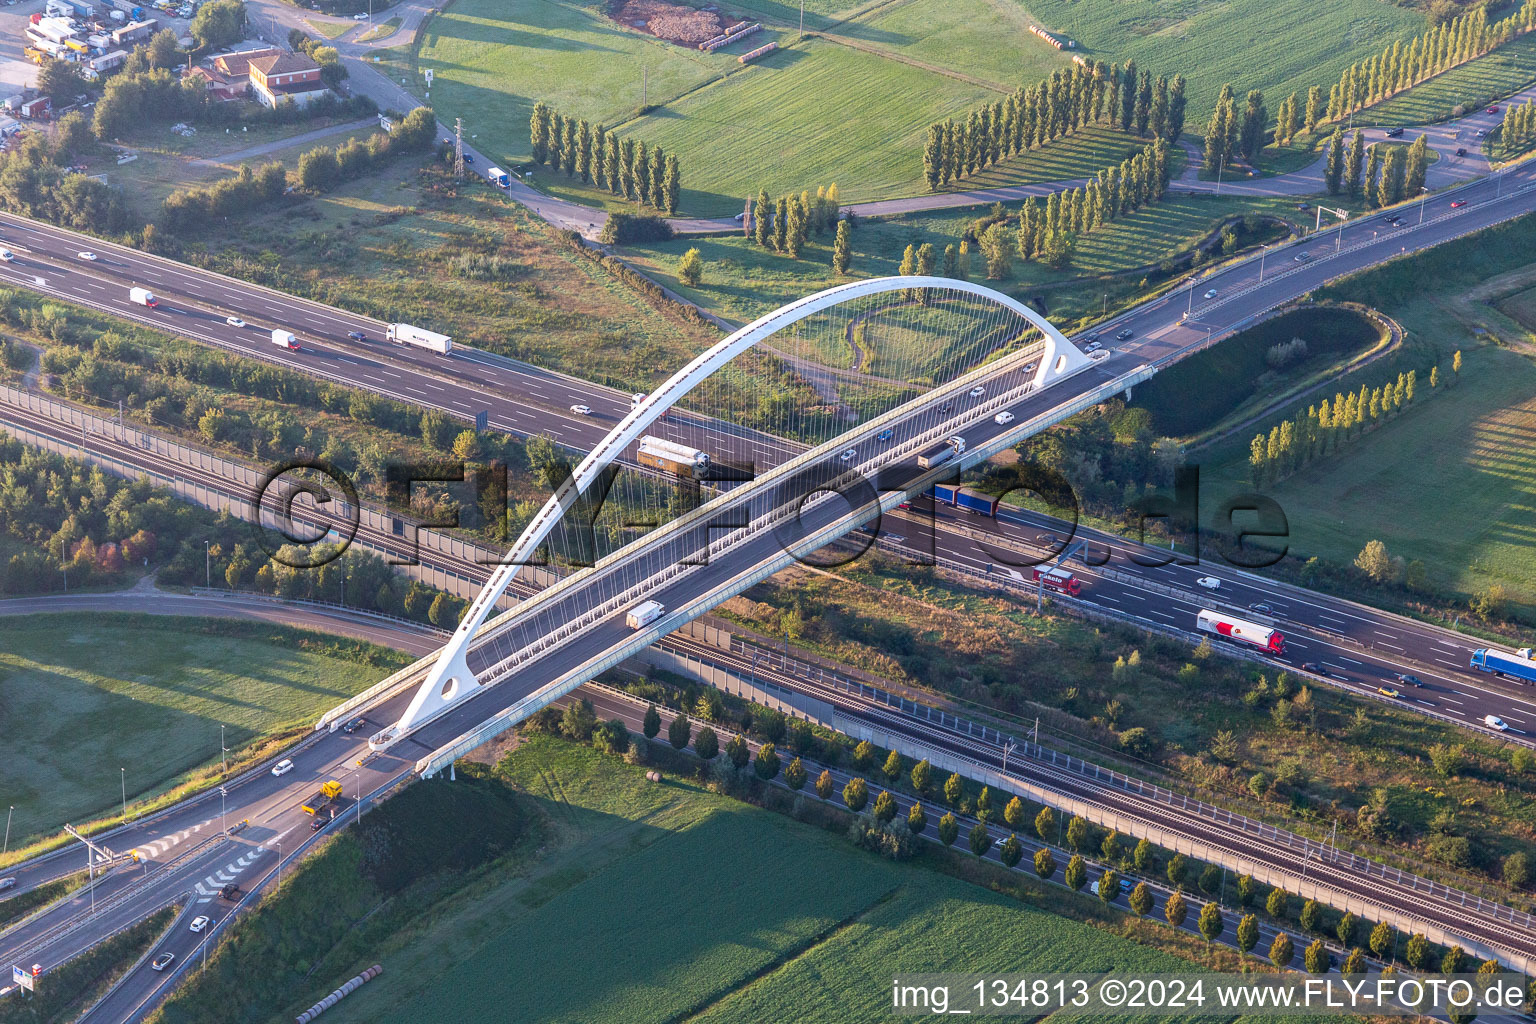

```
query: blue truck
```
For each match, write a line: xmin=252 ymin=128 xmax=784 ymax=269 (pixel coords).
xmin=931 ymin=483 xmax=1000 ymax=516
xmin=1469 ymin=647 xmax=1536 ymax=684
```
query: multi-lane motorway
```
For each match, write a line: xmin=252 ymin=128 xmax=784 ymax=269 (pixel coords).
xmin=5 ymin=135 xmax=1536 ymax=1015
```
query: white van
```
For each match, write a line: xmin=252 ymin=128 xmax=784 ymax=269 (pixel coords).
xmin=1485 ymin=714 xmax=1510 ymax=732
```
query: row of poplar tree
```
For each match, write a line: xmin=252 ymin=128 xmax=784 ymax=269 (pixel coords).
xmin=1324 ymin=2 xmax=1536 ymax=124
xmin=744 ymin=184 xmax=842 ymax=259
xmin=1321 ymin=130 xmax=1432 ymax=208
xmin=1499 ymin=100 xmax=1536 ymax=157
xmin=922 ymin=59 xmax=1186 ymax=191
xmin=528 ymin=102 xmax=682 ymax=213
xmin=1248 ymin=370 xmax=1430 ymax=486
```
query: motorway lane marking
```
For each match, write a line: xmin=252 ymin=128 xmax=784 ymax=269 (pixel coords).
xmin=1374 ymin=631 xmax=1398 ymax=640
xmin=1441 ymin=694 xmax=1465 ymax=705
xmin=1098 ymin=594 xmax=1119 ymax=603
xmin=1340 ymin=656 xmax=1363 ymax=665
xmin=1436 ymin=658 xmax=1460 ymax=667
xmin=1377 ymin=641 xmax=1405 ymax=651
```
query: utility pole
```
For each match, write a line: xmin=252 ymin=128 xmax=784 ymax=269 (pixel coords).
xmin=221 ymin=724 xmax=227 ymax=775
xmin=120 ymin=768 xmax=126 ymax=816
xmin=799 ymin=0 xmax=805 ymax=36
xmin=453 ymin=117 xmax=465 ymax=180
xmin=3 ymin=806 xmax=11 ymax=854
xmin=204 ymin=540 xmax=211 ymax=589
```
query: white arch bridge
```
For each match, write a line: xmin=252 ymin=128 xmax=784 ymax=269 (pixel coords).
xmin=316 ymin=277 xmax=1155 ymax=775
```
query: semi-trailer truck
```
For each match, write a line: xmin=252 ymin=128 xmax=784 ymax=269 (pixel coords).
xmin=129 ymin=286 xmax=156 ymax=307
xmin=931 ymin=483 xmax=999 ymax=515
xmin=636 ymin=435 xmax=711 ymax=478
xmin=271 ymin=329 xmax=299 ymax=350
xmin=916 ymin=435 xmax=966 ymax=470
xmin=1032 ymin=565 xmax=1082 ymax=596
xmin=1195 ymin=609 xmax=1285 ymax=654
xmin=626 ymin=600 xmax=665 ymax=630
xmin=1470 ymin=647 xmax=1536 ymax=684
xmin=386 ymin=322 xmax=452 ymax=354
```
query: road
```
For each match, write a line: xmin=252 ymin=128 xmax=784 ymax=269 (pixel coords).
xmin=4 ymin=576 xmax=1531 ymax=1024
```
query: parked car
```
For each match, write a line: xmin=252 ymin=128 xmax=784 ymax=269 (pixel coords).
xmin=569 ymin=404 xmax=592 ymax=415
xmin=1195 ymin=576 xmax=1221 ymax=590
xmin=271 ymin=759 xmax=294 ymax=777
xmin=189 ymin=916 xmax=210 ymax=932
xmin=151 ymin=953 xmax=175 ymax=971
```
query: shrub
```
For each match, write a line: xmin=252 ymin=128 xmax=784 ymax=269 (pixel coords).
xmin=599 ymin=212 xmax=674 ymax=245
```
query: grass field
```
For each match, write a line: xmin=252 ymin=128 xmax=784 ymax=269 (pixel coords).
xmin=832 ymin=0 xmax=1071 ymax=88
xmin=320 ymin=738 xmax=1200 ymax=1024
xmin=357 ymin=16 xmax=401 ymax=42
xmin=937 ymin=124 xmax=1165 ymax=193
xmin=1497 ymin=281 xmax=1536 ymax=329
xmin=620 ymin=193 xmax=1304 ymax=325
xmin=1363 ymin=31 xmax=1536 ymax=126
xmin=1201 ymin=344 xmax=1536 ymax=607
xmin=0 ymin=614 xmax=391 ymax=847
xmin=413 ymin=0 xmax=743 ymax=162
xmin=1020 ymin=0 xmax=1424 ymax=123
xmin=623 ymin=37 xmax=996 ymax=212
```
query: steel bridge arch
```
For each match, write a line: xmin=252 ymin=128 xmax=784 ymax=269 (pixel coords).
xmin=373 ymin=275 xmax=1090 ymax=741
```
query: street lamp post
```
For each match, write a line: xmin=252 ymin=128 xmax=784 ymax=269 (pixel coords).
xmin=219 ymin=786 xmax=227 ymax=835
xmin=221 ymin=724 xmax=227 ymax=776
xmin=1258 ymin=244 xmax=1268 ymax=281
xmin=1418 ymin=186 xmax=1429 ymax=224
xmin=204 ymin=540 xmax=211 ymax=589
xmin=120 ymin=768 xmax=126 ymax=817
xmin=3 ymin=806 xmax=11 ymax=854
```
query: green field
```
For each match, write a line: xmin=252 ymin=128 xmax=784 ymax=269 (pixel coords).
xmin=1021 ymin=0 xmax=1424 ymax=123
xmin=414 ymin=0 xmax=743 ymax=159
xmin=833 ymin=0 xmax=1071 ymax=88
xmin=1497 ymin=282 xmax=1536 ymax=328
xmin=620 ymin=193 xmax=1304 ymax=325
xmin=624 ymin=37 xmax=996 ymax=211
xmin=0 ymin=614 xmax=395 ymax=847
xmin=1363 ymin=31 xmax=1536 ymax=126
xmin=1202 ymin=344 xmax=1536 ymax=606
xmin=937 ymin=124 xmax=1165 ymax=193
xmin=318 ymin=738 xmax=1201 ymax=1024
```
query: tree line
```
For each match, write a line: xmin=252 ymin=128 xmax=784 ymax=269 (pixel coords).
xmin=529 ymin=102 xmax=681 ymax=214
xmin=157 ymin=108 xmax=435 ymax=234
xmin=922 ymin=60 xmax=1185 ymax=190
xmin=1248 ymin=369 xmax=1429 ymax=486
xmin=1201 ymin=83 xmax=1270 ymax=173
xmin=745 ymin=183 xmax=841 ymax=258
xmin=1322 ymin=130 xmax=1431 ymax=207
xmin=1322 ymin=2 xmax=1536 ymax=124
xmin=957 ymin=138 xmax=1171 ymax=279
xmin=1500 ymin=100 xmax=1536 ymax=157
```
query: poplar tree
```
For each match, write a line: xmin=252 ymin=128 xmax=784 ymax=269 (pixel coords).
xmin=1363 ymin=142 xmax=1383 ymax=206
xmin=1404 ymin=134 xmax=1429 ymax=195
xmin=1135 ymin=70 xmax=1152 ymax=135
xmin=605 ymin=134 xmax=622 ymax=195
xmin=1324 ymin=129 xmax=1344 ymax=193
xmin=1120 ymin=59 xmax=1138 ymax=131
xmin=754 ymin=188 xmax=771 ymax=246
xmin=774 ymin=196 xmax=789 ymax=251
xmin=1150 ymin=75 xmax=1169 ymax=139
xmin=619 ymin=138 xmax=635 ymax=199
xmin=1304 ymin=85 xmax=1324 ymax=132
xmin=591 ymin=125 xmax=607 ymax=189
xmin=575 ymin=119 xmax=591 ymax=183
xmin=529 ymin=102 xmax=551 ymax=165
xmin=632 ymin=141 xmax=650 ymax=204
xmin=562 ymin=117 xmax=577 ymax=176
xmin=1345 ymin=129 xmax=1365 ymax=196
xmin=833 ymin=219 xmax=852 ymax=274
xmin=1167 ymin=74 xmax=1187 ymax=141
xmin=649 ymin=146 xmax=666 ymax=209
xmin=923 ymin=123 xmax=944 ymax=191
xmin=662 ymin=154 xmax=680 ymax=213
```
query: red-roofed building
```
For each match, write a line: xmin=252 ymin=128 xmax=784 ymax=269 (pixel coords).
xmin=248 ymin=52 xmax=329 ymax=109
xmin=184 ymin=65 xmax=242 ymax=101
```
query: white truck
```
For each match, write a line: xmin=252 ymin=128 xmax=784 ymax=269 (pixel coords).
xmin=386 ymin=323 xmax=452 ymax=355
xmin=916 ymin=435 xmax=966 ymax=470
xmin=128 ymin=286 xmax=157 ymax=308
xmin=271 ymin=329 xmax=299 ymax=351
xmin=486 ymin=167 xmax=510 ymax=188
xmin=625 ymin=600 xmax=665 ymax=630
